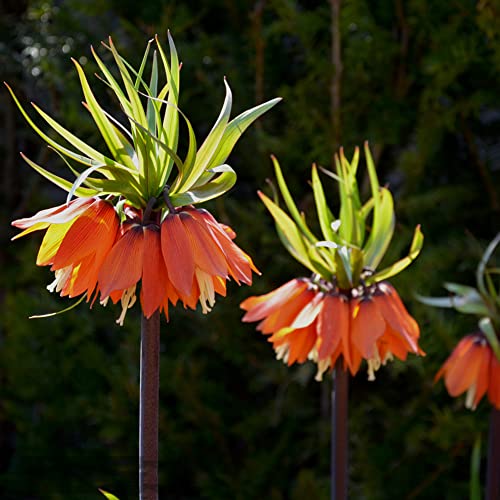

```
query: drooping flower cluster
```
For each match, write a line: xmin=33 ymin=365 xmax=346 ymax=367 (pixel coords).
xmin=241 ymin=146 xmax=424 ymax=379
xmin=419 ymin=233 xmax=500 ymax=409
xmin=9 ymin=34 xmax=279 ymax=323
xmin=13 ymin=198 xmax=257 ymax=324
xmin=242 ymin=279 xmax=422 ymax=380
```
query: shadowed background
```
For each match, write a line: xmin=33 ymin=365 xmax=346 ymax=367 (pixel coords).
xmin=1 ymin=1 xmax=500 ymax=498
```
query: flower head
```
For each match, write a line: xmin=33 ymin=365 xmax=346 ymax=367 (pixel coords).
xmin=242 ymin=279 xmax=423 ymax=380
xmin=9 ymin=33 xmax=277 ymax=323
xmin=241 ymin=146 xmax=424 ymax=379
xmin=435 ymin=333 xmax=500 ymax=410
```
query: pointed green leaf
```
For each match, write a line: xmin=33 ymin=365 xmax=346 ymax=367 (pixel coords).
xmin=169 ymin=165 xmax=236 ymax=205
xmin=31 ymin=102 xmax=135 ymax=180
xmin=178 ymin=78 xmax=232 ymax=192
xmin=99 ymin=489 xmax=120 ymax=500
xmin=20 ymin=153 xmax=97 ymax=197
xmin=156 ymin=32 xmax=180 ymax=185
xmin=147 ymin=50 xmax=159 ymax=134
xmin=363 ymin=188 xmax=395 ymax=269
xmin=479 ymin=317 xmax=500 ymax=362
xmin=272 ymin=156 xmax=317 ymax=243
xmin=311 ymin=164 xmax=336 ymax=243
xmin=73 ymin=59 xmax=136 ymax=171
xmin=259 ymin=191 xmax=318 ymax=274
xmin=477 ymin=233 xmax=500 ymax=297
xmin=206 ymin=97 xmax=282 ymax=170
xmin=369 ymin=224 xmax=423 ymax=282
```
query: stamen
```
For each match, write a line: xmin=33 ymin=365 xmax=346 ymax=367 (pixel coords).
xmin=367 ymin=346 xmax=382 ymax=381
xmin=275 ymin=343 xmax=290 ymax=364
xmin=195 ymin=269 xmax=215 ymax=314
xmin=116 ymin=285 xmax=137 ymax=326
xmin=465 ymin=383 xmax=477 ymax=410
xmin=315 ymin=359 xmax=331 ymax=382
xmin=47 ymin=267 xmax=72 ymax=294
xmin=382 ymin=352 xmax=394 ymax=365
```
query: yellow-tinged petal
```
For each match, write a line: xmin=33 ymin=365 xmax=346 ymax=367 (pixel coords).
xmin=37 ymin=220 xmax=75 ymax=266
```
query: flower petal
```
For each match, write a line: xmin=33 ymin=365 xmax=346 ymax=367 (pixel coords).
xmin=181 ymin=212 xmax=228 ymax=278
xmin=161 ymin=213 xmax=195 ymax=297
xmin=241 ymin=279 xmax=308 ymax=321
xmin=12 ymin=197 xmax=93 ymax=230
xmin=317 ymin=295 xmax=346 ymax=361
xmin=350 ymin=298 xmax=386 ymax=359
xmin=99 ymin=225 xmax=144 ymax=298
xmin=37 ymin=220 xmax=75 ymax=266
xmin=141 ymin=227 xmax=169 ymax=318
xmin=488 ymin=356 xmax=500 ymax=409
xmin=52 ymin=200 xmax=118 ymax=270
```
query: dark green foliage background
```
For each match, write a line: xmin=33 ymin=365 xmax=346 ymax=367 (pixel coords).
xmin=1 ymin=1 xmax=499 ymax=498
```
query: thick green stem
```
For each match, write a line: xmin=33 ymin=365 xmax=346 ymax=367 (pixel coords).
xmin=486 ymin=407 xmax=500 ymax=500
xmin=331 ymin=357 xmax=348 ymax=500
xmin=139 ymin=311 xmax=160 ymax=500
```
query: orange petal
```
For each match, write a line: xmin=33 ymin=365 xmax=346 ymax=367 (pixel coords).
xmin=258 ymin=288 xmax=316 ymax=334
xmin=141 ymin=227 xmax=169 ymax=318
xmin=473 ymin=345 xmax=490 ymax=408
xmin=286 ymin=326 xmax=317 ymax=365
xmin=204 ymin=221 xmax=257 ymax=284
xmin=316 ymin=295 xmax=345 ymax=361
xmin=52 ymin=200 xmax=118 ymax=270
xmin=444 ymin=339 xmax=482 ymax=397
xmin=213 ymin=276 xmax=227 ymax=297
xmin=180 ymin=212 xmax=228 ymax=278
xmin=161 ymin=213 xmax=195 ymax=296
xmin=488 ymin=355 xmax=500 ymax=409
xmin=435 ymin=336 xmax=474 ymax=382
xmin=240 ymin=279 xmax=308 ymax=321
xmin=98 ymin=225 xmax=144 ymax=298
xmin=375 ymin=285 xmax=419 ymax=353
xmin=350 ymin=298 xmax=386 ymax=359
xmin=377 ymin=326 xmax=410 ymax=361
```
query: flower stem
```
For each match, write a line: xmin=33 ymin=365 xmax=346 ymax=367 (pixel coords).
xmin=486 ymin=407 xmax=500 ymax=500
xmin=139 ymin=311 xmax=160 ymax=500
xmin=331 ymin=357 xmax=348 ymax=500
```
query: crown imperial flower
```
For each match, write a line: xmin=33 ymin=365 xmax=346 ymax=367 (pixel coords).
xmin=9 ymin=33 xmax=279 ymax=323
xmin=241 ymin=145 xmax=424 ymax=380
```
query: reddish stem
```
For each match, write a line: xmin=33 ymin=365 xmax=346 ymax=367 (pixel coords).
xmin=139 ymin=311 xmax=160 ymax=500
xmin=331 ymin=358 xmax=348 ymax=500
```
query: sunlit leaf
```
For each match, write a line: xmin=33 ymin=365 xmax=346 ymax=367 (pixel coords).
xmin=369 ymin=224 xmax=423 ymax=282
xmin=272 ymin=156 xmax=317 ymax=243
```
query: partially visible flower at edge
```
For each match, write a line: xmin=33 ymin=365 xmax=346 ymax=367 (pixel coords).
xmin=435 ymin=332 xmax=500 ymax=410
xmin=418 ymin=232 xmax=500 ymax=410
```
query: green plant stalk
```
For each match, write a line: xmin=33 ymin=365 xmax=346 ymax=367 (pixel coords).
xmin=140 ymin=311 xmax=160 ymax=500
xmin=486 ymin=408 xmax=500 ymax=500
xmin=331 ymin=358 xmax=348 ymax=500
